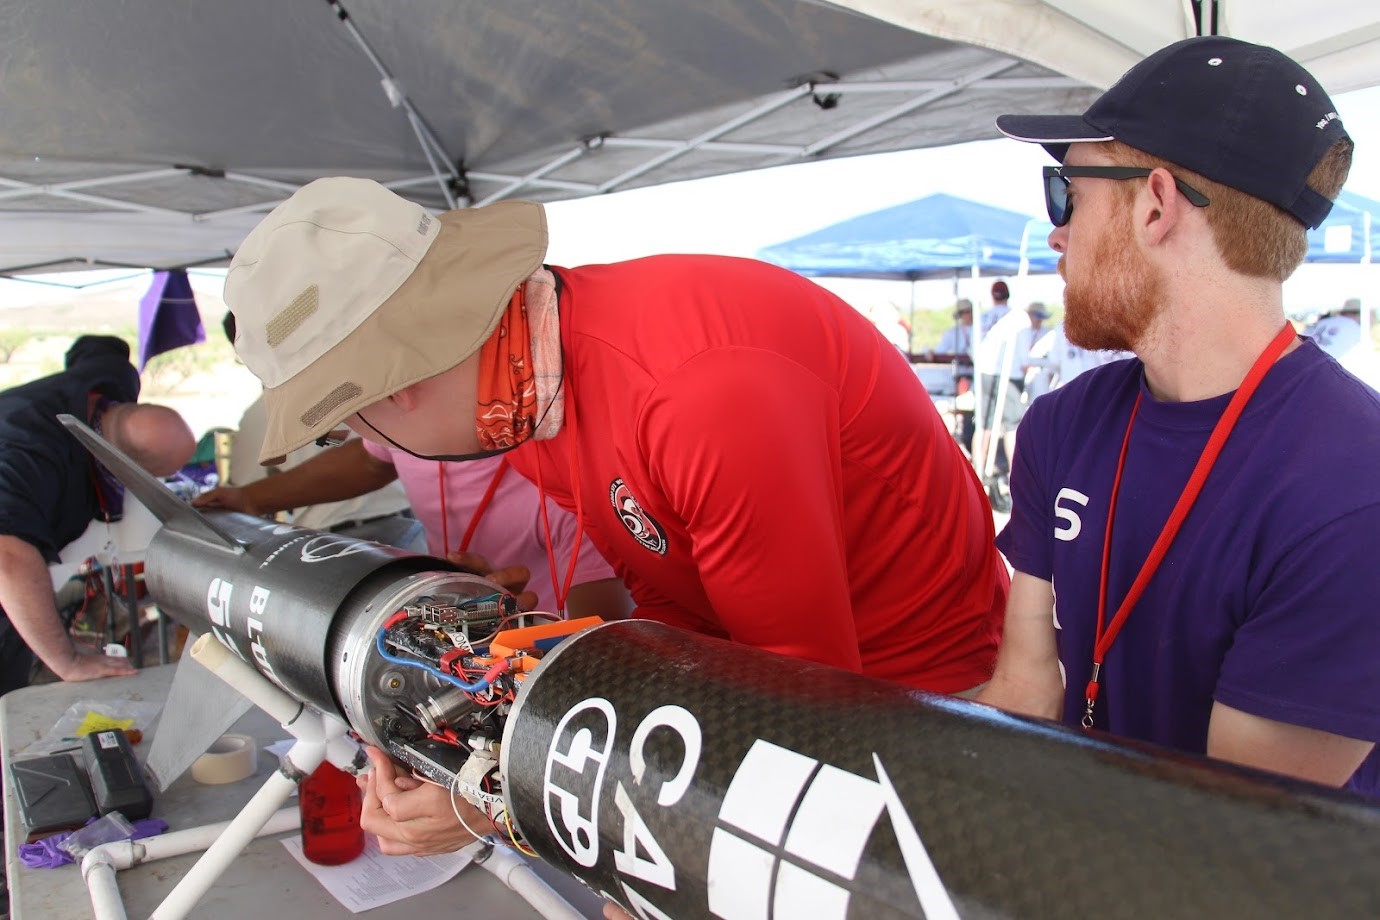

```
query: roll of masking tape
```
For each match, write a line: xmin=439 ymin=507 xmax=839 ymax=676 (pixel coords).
xmin=191 ymin=733 xmax=257 ymax=785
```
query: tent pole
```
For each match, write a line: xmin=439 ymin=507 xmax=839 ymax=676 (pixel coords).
xmin=1364 ymin=211 xmax=1374 ymax=347
xmin=986 ymin=320 xmax=1021 ymax=484
xmin=326 ymin=0 xmax=460 ymax=209
xmin=975 ymin=262 xmax=1005 ymax=481
xmin=908 ymin=278 xmax=918 ymax=355
xmin=1018 ymin=219 xmax=1035 ymax=277
xmin=969 ymin=265 xmax=987 ymax=477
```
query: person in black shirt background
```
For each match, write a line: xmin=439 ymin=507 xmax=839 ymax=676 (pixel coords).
xmin=0 ymin=335 xmax=194 ymax=695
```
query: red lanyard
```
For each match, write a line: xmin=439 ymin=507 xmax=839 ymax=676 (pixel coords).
xmin=437 ymin=445 xmax=583 ymax=616
xmin=1083 ymin=322 xmax=1296 ymax=729
xmin=534 ymin=281 xmax=584 ymax=618
xmin=439 ymin=456 xmax=510 ymax=555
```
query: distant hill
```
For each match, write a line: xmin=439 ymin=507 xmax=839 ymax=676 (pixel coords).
xmin=0 ymin=280 xmax=227 ymax=334
xmin=0 ymin=276 xmax=252 ymax=437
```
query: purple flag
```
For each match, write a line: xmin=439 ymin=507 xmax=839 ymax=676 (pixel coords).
xmin=138 ymin=269 xmax=206 ymax=370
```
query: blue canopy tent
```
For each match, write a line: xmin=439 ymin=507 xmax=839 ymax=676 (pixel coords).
xmin=1308 ymin=189 xmax=1380 ymax=264
xmin=756 ymin=190 xmax=1057 ymax=381
xmin=756 ymin=192 xmax=1058 ymax=370
xmin=756 ymin=192 xmax=1059 ymax=282
xmin=1306 ymin=189 xmax=1380 ymax=344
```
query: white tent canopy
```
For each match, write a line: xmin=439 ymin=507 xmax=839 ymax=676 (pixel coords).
xmin=0 ymin=0 xmax=1103 ymax=274
xmin=826 ymin=0 xmax=1380 ymax=94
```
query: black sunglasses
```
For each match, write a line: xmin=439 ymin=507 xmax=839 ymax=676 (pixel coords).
xmin=1043 ymin=165 xmax=1211 ymax=227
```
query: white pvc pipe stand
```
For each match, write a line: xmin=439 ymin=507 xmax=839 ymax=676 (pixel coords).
xmin=80 ymin=633 xmax=585 ymax=920
xmin=82 ymin=808 xmax=301 ymax=920
xmin=467 ymin=839 xmax=589 ymax=920
xmin=148 ymin=740 xmax=328 ymax=920
xmin=81 ymin=635 xmax=361 ymax=920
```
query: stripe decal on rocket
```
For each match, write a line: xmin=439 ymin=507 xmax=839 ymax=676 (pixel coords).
xmin=538 ymin=694 xmax=957 ymax=919
xmin=707 ymin=739 xmax=957 ymax=920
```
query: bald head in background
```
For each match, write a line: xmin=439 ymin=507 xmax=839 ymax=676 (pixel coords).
xmin=102 ymin=402 xmax=196 ymax=477
xmin=0 ymin=335 xmax=195 ymax=693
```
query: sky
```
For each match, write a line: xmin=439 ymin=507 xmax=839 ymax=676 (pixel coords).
xmin=3 ymin=85 xmax=1379 ymax=324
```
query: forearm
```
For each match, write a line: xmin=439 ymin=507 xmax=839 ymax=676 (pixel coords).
xmin=978 ymin=571 xmax=1064 ymax=719
xmin=1207 ymin=702 xmax=1375 ymax=788
xmin=0 ymin=536 xmax=77 ymax=675
xmin=243 ymin=441 xmax=398 ymax=513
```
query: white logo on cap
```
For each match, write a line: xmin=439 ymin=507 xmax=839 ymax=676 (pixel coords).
xmin=1316 ymin=111 xmax=1339 ymax=130
xmin=1296 ymin=85 xmax=1307 ymax=96
xmin=1208 ymin=58 xmax=1222 ymax=66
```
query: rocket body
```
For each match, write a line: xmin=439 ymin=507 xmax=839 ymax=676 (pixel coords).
xmin=503 ymin=620 xmax=1380 ymax=918
xmin=144 ymin=510 xmax=434 ymax=715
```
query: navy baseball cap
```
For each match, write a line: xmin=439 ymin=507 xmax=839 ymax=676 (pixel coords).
xmin=996 ymin=36 xmax=1349 ymax=228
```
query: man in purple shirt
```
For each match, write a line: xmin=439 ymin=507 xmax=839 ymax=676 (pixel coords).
xmin=980 ymin=36 xmax=1379 ymax=797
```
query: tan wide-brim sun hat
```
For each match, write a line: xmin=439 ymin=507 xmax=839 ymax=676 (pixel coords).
xmin=223 ymin=177 xmax=548 ymax=464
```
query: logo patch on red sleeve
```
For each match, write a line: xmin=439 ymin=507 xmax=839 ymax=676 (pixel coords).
xmin=609 ymin=478 xmax=667 ymax=556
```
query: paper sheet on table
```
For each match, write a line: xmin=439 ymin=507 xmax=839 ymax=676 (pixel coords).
xmin=282 ymin=833 xmax=472 ymax=912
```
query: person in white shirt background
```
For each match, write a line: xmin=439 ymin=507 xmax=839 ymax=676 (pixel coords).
xmin=979 ymin=279 xmax=1011 ymax=335
xmin=935 ymin=299 xmax=976 ymax=454
xmin=1026 ymin=317 xmax=1134 ymax=399
xmin=974 ymin=301 xmax=1042 ymax=487
xmin=1305 ymin=297 xmax=1380 ymax=389
xmin=1308 ymin=297 xmax=1364 ymax=360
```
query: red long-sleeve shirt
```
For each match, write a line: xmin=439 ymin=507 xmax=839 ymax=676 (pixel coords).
xmin=508 ymin=255 xmax=1006 ymax=693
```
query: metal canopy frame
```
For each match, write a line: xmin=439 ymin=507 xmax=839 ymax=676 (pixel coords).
xmin=0 ymin=73 xmax=1077 ymax=219
xmin=0 ymin=0 xmax=1096 ymax=275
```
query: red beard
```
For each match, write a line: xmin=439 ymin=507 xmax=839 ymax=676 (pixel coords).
xmin=1061 ymin=208 xmax=1162 ymax=353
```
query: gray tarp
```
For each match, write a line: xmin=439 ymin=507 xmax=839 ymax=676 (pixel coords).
xmin=0 ymin=0 xmax=1096 ymax=272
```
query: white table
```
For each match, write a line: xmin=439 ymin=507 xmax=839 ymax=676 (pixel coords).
xmin=1 ymin=664 xmax=602 ymax=919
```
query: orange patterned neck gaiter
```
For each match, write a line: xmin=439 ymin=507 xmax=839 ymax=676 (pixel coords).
xmin=475 ymin=285 xmax=537 ymax=452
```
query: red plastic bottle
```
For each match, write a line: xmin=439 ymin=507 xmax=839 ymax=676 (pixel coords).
xmin=299 ymin=761 xmax=365 ymax=865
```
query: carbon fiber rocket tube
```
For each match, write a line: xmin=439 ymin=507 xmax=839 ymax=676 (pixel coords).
xmin=142 ymin=510 xmax=446 ymax=717
xmin=501 ymin=620 xmax=1380 ymax=920
xmin=138 ymin=510 xmax=513 ymax=753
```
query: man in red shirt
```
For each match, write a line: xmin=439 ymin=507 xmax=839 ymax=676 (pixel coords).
xmin=222 ymin=177 xmax=1009 ymax=850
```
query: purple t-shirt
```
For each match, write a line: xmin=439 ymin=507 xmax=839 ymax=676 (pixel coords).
xmin=997 ymin=338 xmax=1380 ymax=797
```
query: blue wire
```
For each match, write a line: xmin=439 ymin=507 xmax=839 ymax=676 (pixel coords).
xmin=375 ymin=628 xmax=492 ymax=693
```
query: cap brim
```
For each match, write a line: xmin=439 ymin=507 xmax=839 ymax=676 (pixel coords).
xmin=995 ymin=114 xmax=1114 ymax=162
